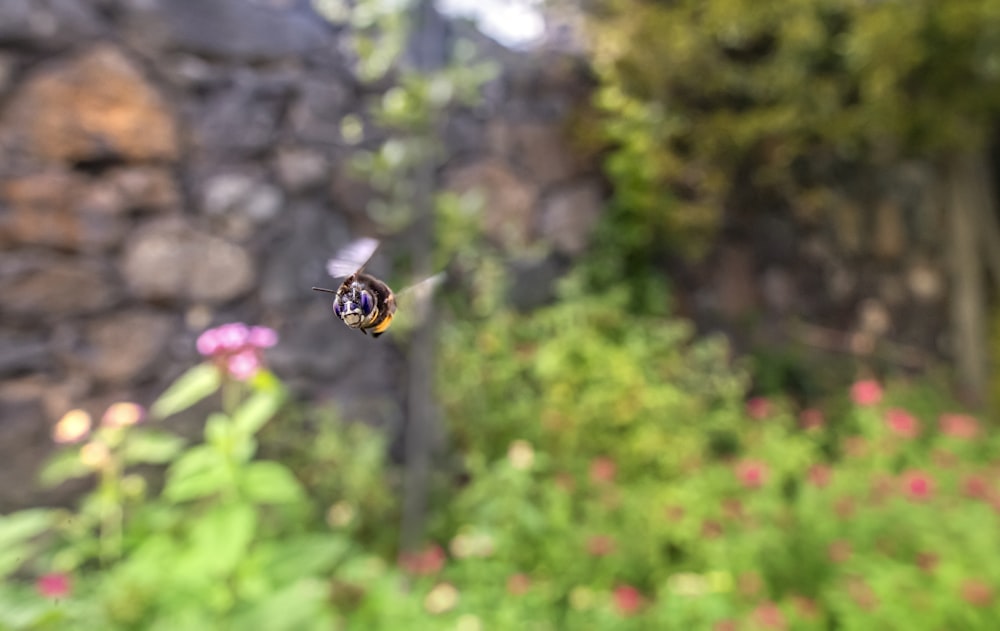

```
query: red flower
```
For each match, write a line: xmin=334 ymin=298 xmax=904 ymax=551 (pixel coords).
xmin=585 ymin=535 xmax=616 ymax=557
xmin=807 ymin=464 xmax=832 ymax=488
xmin=961 ymin=579 xmax=994 ymax=607
xmin=735 ymin=460 xmax=769 ymax=489
xmin=612 ymin=585 xmax=644 ymax=616
xmin=884 ymin=408 xmax=919 ymax=438
xmin=828 ymin=540 xmax=851 ymax=564
xmin=745 ymin=397 xmax=772 ymax=420
xmin=850 ymin=379 xmax=883 ymax=406
xmin=751 ymin=601 xmax=787 ymax=630
xmin=399 ymin=544 xmax=445 ymax=576
xmin=940 ymin=413 xmax=980 ymax=439
xmin=589 ymin=457 xmax=617 ymax=484
xmin=901 ymin=470 xmax=934 ymax=501
xmin=962 ymin=475 xmax=990 ymax=500
xmin=36 ymin=573 xmax=71 ymax=598
xmin=506 ymin=573 xmax=531 ymax=595
xmin=799 ymin=408 xmax=824 ymax=430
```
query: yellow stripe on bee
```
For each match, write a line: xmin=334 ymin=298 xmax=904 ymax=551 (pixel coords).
xmin=370 ymin=313 xmax=393 ymax=334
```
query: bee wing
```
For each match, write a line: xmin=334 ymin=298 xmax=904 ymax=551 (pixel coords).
xmin=390 ymin=272 xmax=446 ymax=334
xmin=326 ymin=237 xmax=380 ymax=279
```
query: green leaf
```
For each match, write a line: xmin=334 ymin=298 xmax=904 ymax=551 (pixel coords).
xmin=122 ymin=431 xmax=187 ymax=465
xmin=38 ymin=449 xmax=91 ymax=488
xmin=258 ymin=535 xmax=351 ymax=586
xmin=164 ymin=446 xmax=229 ymax=503
xmin=0 ymin=509 xmax=55 ymax=578
xmin=230 ymin=578 xmax=331 ymax=631
xmin=241 ymin=461 xmax=305 ymax=505
xmin=185 ymin=503 xmax=257 ymax=578
xmin=231 ymin=388 xmax=286 ymax=438
xmin=150 ymin=363 xmax=221 ymax=420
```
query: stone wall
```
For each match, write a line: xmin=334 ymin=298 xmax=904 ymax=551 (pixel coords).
xmin=0 ymin=0 xmax=955 ymax=510
xmin=0 ymin=0 xmax=603 ymax=510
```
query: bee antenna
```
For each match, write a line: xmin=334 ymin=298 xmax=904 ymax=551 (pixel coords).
xmin=312 ymin=287 xmax=338 ymax=294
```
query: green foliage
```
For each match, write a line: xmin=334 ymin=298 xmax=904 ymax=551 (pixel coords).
xmin=584 ymin=0 xmax=1000 ymax=261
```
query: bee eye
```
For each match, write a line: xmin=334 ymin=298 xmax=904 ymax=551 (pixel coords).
xmin=333 ymin=302 xmax=342 ymax=317
xmin=360 ymin=291 xmax=373 ymax=315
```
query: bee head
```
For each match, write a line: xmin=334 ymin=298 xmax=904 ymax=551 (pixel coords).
xmin=334 ymin=288 xmax=375 ymax=328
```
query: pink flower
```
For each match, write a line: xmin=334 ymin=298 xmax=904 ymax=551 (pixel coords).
xmin=799 ymin=408 xmax=824 ymax=430
xmin=884 ymin=408 xmax=919 ymax=438
xmin=52 ymin=409 xmax=91 ymax=444
xmin=962 ymin=475 xmax=990 ymax=500
xmin=940 ymin=413 xmax=980 ymax=439
xmin=961 ymin=579 xmax=994 ymax=607
xmin=901 ymin=470 xmax=934 ymax=501
xmin=585 ymin=535 xmax=616 ymax=556
xmin=197 ymin=322 xmax=278 ymax=381
xmin=36 ymin=573 xmax=71 ymax=598
xmin=506 ymin=573 xmax=531 ymax=595
xmin=612 ymin=585 xmax=644 ymax=616
xmin=745 ymin=396 xmax=772 ymax=420
xmin=751 ymin=601 xmax=787 ymax=630
xmin=101 ymin=402 xmax=145 ymax=429
xmin=850 ymin=379 xmax=883 ymax=406
xmin=589 ymin=456 xmax=616 ymax=484
xmin=399 ymin=544 xmax=445 ymax=576
xmin=807 ymin=464 xmax=832 ymax=488
xmin=735 ymin=460 xmax=769 ymax=489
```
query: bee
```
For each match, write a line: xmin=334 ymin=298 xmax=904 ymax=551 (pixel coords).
xmin=312 ymin=237 xmax=441 ymax=338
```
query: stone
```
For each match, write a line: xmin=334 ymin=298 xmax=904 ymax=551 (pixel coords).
xmin=120 ymin=217 xmax=255 ymax=304
xmin=0 ymin=255 xmax=117 ymax=317
xmin=445 ymin=160 xmax=538 ymax=250
xmin=761 ymin=267 xmax=795 ymax=315
xmin=0 ymin=334 xmax=51 ymax=377
xmin=490 ymin=121 xmax=583 ymax=187
xmin=193 ymin=86 xmax=288 ymax=156
xmin=275 ymin=147 xmax=329 ymax=193
xmin=84 ymin=310 xmax=174 ymax=384
xmin=0 ymin=0 xmax=102 ymax=49
xmin=2 ymin=44 xmax=179 ymax=162
xmin=290 ymin=78 xmax=352 ymax=144
xmin=122 ymin=0 xmax=329 ymax=61
xmin=713 ymin=245 xmax=758 ymax=319
xmin=907 ymin=260 xmax=944 ymax=302
xmin=0 ymin=170 xmax=123 ymax=251
xmin=857 ymin=299 xmax=891 ymax=336
xmin=830 ymin=200 xmax=862 ymax=254
xmin=873 ymin=200 xmax=905 ymax=259
xmin=106 ymin=166 xmax=181 ymax=213
xmin=330 ymin=166 xmax=374 ymax=218
xmin=201 ymin=173 xmax=283 ymax=223
xmin=539 ymin=182 xmax=603 ymax=255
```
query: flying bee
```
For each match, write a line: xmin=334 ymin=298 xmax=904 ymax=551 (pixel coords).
xmin=312 ymin=237 xmax=442 ymax=338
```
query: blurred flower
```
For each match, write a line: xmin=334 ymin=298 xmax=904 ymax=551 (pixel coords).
xmin=940 ymin=413 xmax=980 ymax=439
xmin=196 ymin=322 xmax=278 ymax=381
xmin=850 ymin=379 xmax=883 ymax=406
xmin=751 ymin=601 xmax=787 ymax=630
xmin=589 ymin=456 xmax=616 ymax=484
xmin=664 ymin=504 xmax=685 ymax=522
xmin=869 ymin=474 xmax=895 ymax=504
xmin=738 ymin=571 xmax=763 ymax=597
xmin=702 ymin=519 xmax=724 ymax=538
xmin=326 ymin=501 xmax=355 ymax=528
xmin=884 ymin=408 xmax=919 ymax=438
xmin=506 ymin=573 xmax=531 ymax=596
xmin=507 ymin=440 xmax=534 ymax=470
xmin=101 ymin=402 xmax=145 ymax=429
xmin=807 ymin=464 xmax=832 ymax=488
xmin=79 ymin=441 xmax=111 ymax=470
xmin=901 ymin=470 xmax=934 ymax=501
xmin=791 ymin=595 xmax=819 ymax=620
xmin=843 ymin=436 xmax=867 ymax=458
xmin=399 ymin=544 xmax=445 ymax=576
xmin=962 ymin=475 xmax=990 ymax=500
xmin=735 ymin=460 xmax=768 ymax=489
xmin=455 ymin=614 xmax=482 ymax=631
xmin=36 ymin=573 xmax=71 ymax=598
xmin=569 ymin=586 xmax=596 ymax=610
xmin=960 ymin=579 xmax=994 ymax=607
xmin=669 ymin=572 xmax=709 ymax=596
xmin=613 ymin=585 xmax=644 ymax=616
xmin=722 ymin=498 xmax=745 ymax=522
xmin=449 ymin=531 xmax=494 ymax=559
xmin=799 ymin=407 xmax=824 ymax=430
xmin=424 ymin=582 xmax=459 ymax=614
xmin=53 ymin=409 xmax=91 ymax=444
xmin=745 ymin=396 xmax=772 ymax=420
xmin=828 ymin=540 xmax=851 ymax=564
xmin=916 ymin=551 xmax=939 ymax=573
xmin=932 ymin=449 xmax=958 ymax=469
xmin=834 ymin=497 xmax=856 ymax=520
xmin=554 ymin=472 xmax=575 ymax=492
xmin=585 ymin=534 xmax=616 ymax=556
xmin=713 ymin=621 xmax=737 ymax=631
xmin=847 ymin=577 xmax=878 ymax=611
